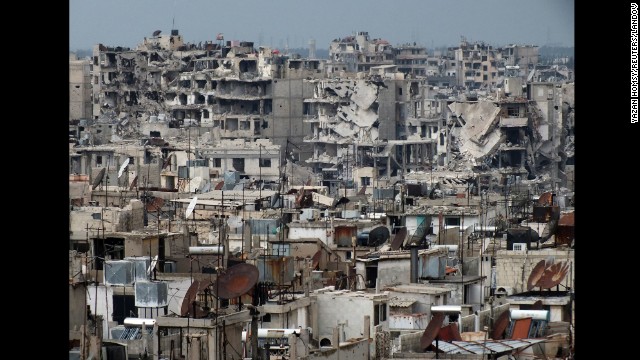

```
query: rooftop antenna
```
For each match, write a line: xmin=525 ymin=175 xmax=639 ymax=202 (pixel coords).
xmin=172 ymin=0 xmax=176 ymax=30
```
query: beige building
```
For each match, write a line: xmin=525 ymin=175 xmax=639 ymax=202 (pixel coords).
xmin=453 ymin=38 xmax=503 ymax=89
xmin=69 ymin=53 xmax=93 ymax=121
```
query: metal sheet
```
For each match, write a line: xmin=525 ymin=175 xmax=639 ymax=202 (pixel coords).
xmin=492 ymin=310 xmax=510 ymax=340
xmin=438 ymin=323 xmax=462 ymax=342
xmin=214 ymin=263 xmax=259 ymax=299
xmin=510 ymin=317 xmax=532 ymax=340
xmin=390 ymin=227 xmax=407 ymax=250
xmin=420 ymin=312 xmax=445 ymax=350
xmin=311 ymin=250 xmax=321 ymax=270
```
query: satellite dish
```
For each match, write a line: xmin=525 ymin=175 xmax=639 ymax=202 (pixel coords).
xmin=118 ymin=158 xmax=130 ymax=178
xmin=526 ymin=259 xmax=547 ymax=291
xmin=368 ymin=225 xmax=390 ymax=247
xmin=180 ymin=279 xmax=213 ymax=317
xmin=420 ymin=312 xmax=445 ymax=351
xmin=389 ymin=227 xmax=407 ymax=250
xmin=147 ymin=255 xmax=158 ymax=276
xmin=92 ymin=167 xmax=106 ymax=190
xmin=491 ymin=310 xmax=510 ymax=340
xmin=212 ymin=263 xmax=259 ymax=299
xmin=185 ymin=196 xmax=198 ymax=219
xmin=129 ymin=175 xmax=138 ymax=190
xmin=532 ymin=300 xmax=544 ymax=310
xmin=189 ymin=176 xmax=203 ymax=193
xmin=537 ymin=261 xmax=570 ymax=289
xmin=152 ymin=30 xmax=161 ymax=36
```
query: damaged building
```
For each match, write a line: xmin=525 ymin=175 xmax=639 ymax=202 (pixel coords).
xmin=70 ymin=28 xmax=575 ymax=359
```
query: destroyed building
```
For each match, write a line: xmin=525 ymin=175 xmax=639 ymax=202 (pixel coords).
xmin=70 ymin=29 xmax=574 ymax=359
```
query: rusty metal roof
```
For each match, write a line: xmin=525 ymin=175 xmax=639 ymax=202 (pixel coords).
xmin=432 ymin=338 xmax=546 ymax=354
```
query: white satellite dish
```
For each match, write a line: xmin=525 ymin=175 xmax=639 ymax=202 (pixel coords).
xmin=147 ymin=255 xmax=158 ymax=276
xmin=185 ymin=196 xmax=198 ymax=219
xmin=188 ymin=176 xmax=203 ymax=193
xmin=118 ymin=158 xmax=130 ymax=178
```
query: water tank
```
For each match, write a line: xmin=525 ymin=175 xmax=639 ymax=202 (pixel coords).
xmin=134 ymin=281 xmax=169 ymax=307
xmin=104 ymin=260 xmax=134 ymax=285
xmin=124 ymin=256 xmax=151 ymax=281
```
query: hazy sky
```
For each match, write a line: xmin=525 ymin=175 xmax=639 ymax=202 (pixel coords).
xmin=69 ymin=0 xmax=574 ymax=52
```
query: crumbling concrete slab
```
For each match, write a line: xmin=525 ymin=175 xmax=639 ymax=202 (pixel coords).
xmin=351 ymin=81 xmax=378 ymax=109
xmin=449 ymin=101 xmax=501 ymax=146
xmin=337 ymin=103 xmax=378 ymax=128
xmin=332 ymin=121 xmax=358 ymax=138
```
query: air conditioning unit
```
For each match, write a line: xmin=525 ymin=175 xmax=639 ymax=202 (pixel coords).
xmin=511 ymin=243 xmax=527 ymax=253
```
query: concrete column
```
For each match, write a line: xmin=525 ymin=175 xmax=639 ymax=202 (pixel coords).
xmin=311 ymin=303 xmax=319 ymax=341
xmin=364 ymin=315 xmax=370 ymax=339
xmin=152 ymin=323 xmax=159 ymax=360
xmin=364 ymin=315 xmax=371 ymax=360
xmin=300 ymin=328 xmax=310 ymax=356
xmin=333 ymin=326 xmax=340 ymax=347
xmin=288 ymin=333 xmax=297 ymax=359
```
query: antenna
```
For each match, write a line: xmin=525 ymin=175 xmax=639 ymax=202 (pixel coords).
xmin=172 ymin=0 xmax=177 ymax=30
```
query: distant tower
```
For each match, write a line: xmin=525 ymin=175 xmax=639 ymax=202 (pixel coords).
xmin=308 ymin=38 xmax=316 ymax=59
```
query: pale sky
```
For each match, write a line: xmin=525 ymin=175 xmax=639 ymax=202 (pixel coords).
xmin=69 ymin=0 xmax=574 ymax=52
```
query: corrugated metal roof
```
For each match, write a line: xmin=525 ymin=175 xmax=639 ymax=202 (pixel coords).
xmin=432 ymin=338 xmax=546 ymax=354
